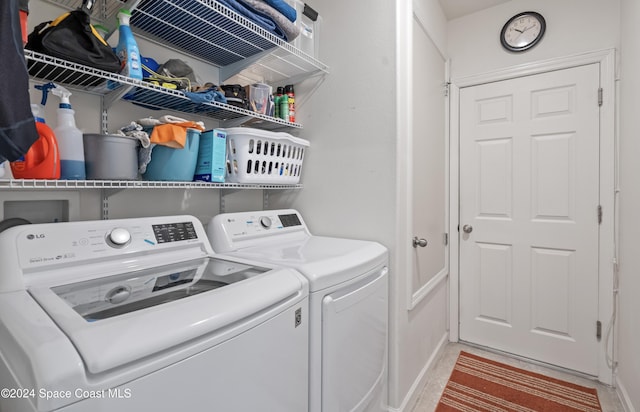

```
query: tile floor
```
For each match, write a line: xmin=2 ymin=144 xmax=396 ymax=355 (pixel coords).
xmin=411 ymin=343 xmax=624 ymax=412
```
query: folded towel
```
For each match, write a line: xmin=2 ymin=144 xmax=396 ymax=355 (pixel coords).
xmin=240 ymin=0 xmax=301 ymax=41
xmin=150 ymin=124 xmax=188 ymax=149
xmin=158 ymin=115 xmax=206 ymax=130
xmin=262 ymin=0 xmax=297 ymax=22
xmin=217 ymin=0 xmax=287 ymax=40
xmin=137 ymin=117 xmax=162 ymax=127
xmin=184 ymin=88 xmax=228 ymax=104
xmin=150 ymin=121 xmax=205 ymax=149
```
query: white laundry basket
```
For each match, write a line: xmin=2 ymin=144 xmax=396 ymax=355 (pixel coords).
xmin=224 ymin=127 xmax=309 ymax=184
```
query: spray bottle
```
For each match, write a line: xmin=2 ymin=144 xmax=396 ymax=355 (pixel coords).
xmin=51 ymin=84 xmax=86 ymax=179
xmin=116 ymin=9 xmax=143 ymax=80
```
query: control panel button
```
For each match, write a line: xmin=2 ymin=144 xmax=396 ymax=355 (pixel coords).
xmin=260 ymin=216 xmax=272 ymax=229
xmin=108 ymin=228 xmax=131 ymax=247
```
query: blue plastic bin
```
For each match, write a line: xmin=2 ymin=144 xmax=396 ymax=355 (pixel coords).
xmin=143 ymin=128 xmax=201 ymax=181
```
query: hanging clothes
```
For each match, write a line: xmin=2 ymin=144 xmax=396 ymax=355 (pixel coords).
xmin=0 ymin=0 xmax=38 ymax=163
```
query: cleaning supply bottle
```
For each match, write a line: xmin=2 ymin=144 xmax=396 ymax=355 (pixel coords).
xmin=10 ymin=104 xmax=60 ymax=180
xmin=116 ymin=9 xmax=143 ymax=80
xmin=279 ymin=86 xmax=289 ymax=121
xmin=285 ymin=84 xmax=295 ymax=123
xmin=52 ymin=84 xmax=85 ymax=179
xmin=274 ymin=86 xmax=283 ymax=119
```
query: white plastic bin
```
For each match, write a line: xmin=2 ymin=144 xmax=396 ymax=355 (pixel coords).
xmin=224 ymin=127 xmax=309 ymax=184
xmin=286 ymin=0 xmax=321 ymax=60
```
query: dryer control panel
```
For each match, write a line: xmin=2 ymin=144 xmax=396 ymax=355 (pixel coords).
xmin=208 ymin=209 xmax=309 ymax=253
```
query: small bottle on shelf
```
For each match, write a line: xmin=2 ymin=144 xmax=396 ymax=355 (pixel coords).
xmin=279 ymin=86 xmax=289 ymax=121
xmin=285 ymin=84 xmax=295 ymax=123
xmin=275 ymin=86 xmax=284 ymax=119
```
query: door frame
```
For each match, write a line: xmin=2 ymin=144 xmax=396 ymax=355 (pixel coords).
xmin=448 ymin=49 xmax=617 ymax=385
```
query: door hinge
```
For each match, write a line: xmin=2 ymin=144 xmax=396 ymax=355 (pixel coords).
xmin=597 ymin=205 xmax=603 ymax=224
xmin=444 ymin=233 xmax=449 ymax=246
xmin=598 ymin=87 xmax=603 ymax=107
xmin=444 ymin=82 xmax=451 ymax=97
xmin=596 ymin=320 xmax=602 ymax=341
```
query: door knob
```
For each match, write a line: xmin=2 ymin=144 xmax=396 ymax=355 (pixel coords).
xmin=462 ymin=225 xmax=473 ymax=234
xmin=413 ymin=237 xmax=428 ymax=248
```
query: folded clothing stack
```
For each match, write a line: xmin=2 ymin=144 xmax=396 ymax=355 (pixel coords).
xmin=218 ymin=0 xmax=300 ymax=41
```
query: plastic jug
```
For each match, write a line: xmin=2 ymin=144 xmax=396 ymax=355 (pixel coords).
xmin=10 ymin=105 xmax=61 ymax=179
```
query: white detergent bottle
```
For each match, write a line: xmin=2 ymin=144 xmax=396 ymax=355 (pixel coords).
xmin=116 ymin=9 xmax=143 ymax=80
xmin=52 ymin=84 xmax=86 ymax=180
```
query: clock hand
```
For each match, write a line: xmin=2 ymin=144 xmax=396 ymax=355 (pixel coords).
xmin=514 ymin=28 xmax=524 ymax=33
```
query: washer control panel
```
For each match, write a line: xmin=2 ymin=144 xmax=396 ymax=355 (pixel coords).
xmin=9 ymin=216 xmax=204 ymax=271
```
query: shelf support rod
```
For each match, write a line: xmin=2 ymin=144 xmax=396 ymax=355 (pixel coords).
xmin=219 ymin=189 xmax=226 ymax=213
xmin=101 ymin=188 xmax=126 ymax=220
xmin=101 ymin=188 xmax=109 ymax=220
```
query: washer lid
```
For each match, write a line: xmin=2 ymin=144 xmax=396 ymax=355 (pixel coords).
xmin=29 ymin=257 xmax=305 ymax=374
xmin=233 ymin=236 xmax=388 ymax=291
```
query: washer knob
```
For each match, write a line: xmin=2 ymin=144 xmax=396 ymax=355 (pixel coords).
xmin=108 ymin=228 xmax=131 ymax=247
xmin=260 ymin=216 xmax=272 ymax=229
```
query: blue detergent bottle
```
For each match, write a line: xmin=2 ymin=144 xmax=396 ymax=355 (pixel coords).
xmin=116 ymin=9 xmax=143 ymax=80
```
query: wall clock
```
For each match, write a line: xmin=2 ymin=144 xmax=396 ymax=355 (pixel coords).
xmin=500 ymin=11 xmax=546 ymax=52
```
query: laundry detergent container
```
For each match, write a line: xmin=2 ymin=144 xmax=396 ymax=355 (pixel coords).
xmin=83 ymin=134 xmax=139 ymax=180
xmin=143 ymin=128 xmax=201 ymax=181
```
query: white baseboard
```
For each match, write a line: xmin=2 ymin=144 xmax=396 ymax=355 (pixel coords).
xmin=617 ymin=376 xmax=637 ymax=412
xmin=387 ymin=332 xmax=449 ymax=412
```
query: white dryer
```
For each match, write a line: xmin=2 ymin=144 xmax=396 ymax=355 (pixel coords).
xmin=0 ymin=215 xmax=309 ymax=412
xmin=208 ymin=209 xmax=389 ymax=412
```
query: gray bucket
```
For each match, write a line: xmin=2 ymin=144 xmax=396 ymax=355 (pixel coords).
xmin=83 ymin=134 xmax=139 ymax=180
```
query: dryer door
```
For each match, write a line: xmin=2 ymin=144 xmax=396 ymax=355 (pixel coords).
xmin=321 ymin=265 xmax=388 ymax=412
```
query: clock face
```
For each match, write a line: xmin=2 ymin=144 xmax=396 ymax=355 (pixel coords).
xmin=501 ymin=12 xmax=546 ymax=52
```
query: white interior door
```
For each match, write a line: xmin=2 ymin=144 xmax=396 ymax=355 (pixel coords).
xmin=459 ymin=63 xmax=601 ymax=375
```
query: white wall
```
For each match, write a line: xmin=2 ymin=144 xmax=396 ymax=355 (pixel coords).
xmin=447 ymin=0 xmax=620 ymax=79
xmin=616 ymin=0 xmax=640 ymax=410
xmin=269 ymin=0 xmax=396 ymax=243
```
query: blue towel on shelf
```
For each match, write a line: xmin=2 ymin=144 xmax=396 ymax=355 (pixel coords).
xmin=240 ymin=0 xmax=301 ymax=41
xmin=184 ymin=88 xmax=228 ymax=104
xmin=216 ymin=0 xmax=287 ymax=40
xmin=263 ymin=0 xmax=297 ymax=23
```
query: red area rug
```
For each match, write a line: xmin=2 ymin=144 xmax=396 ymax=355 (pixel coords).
xmin=436 ymin=351 xmax=602 ymax=412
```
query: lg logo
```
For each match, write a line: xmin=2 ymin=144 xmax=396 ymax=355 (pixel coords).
xmin=26 ymin=234 xmax=45 ymax=240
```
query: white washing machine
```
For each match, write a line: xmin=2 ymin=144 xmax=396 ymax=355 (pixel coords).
xmin=208 ymin=209 xmax=389 ymax=412
xmin=0 ymin=215 xmax=309 ymax=412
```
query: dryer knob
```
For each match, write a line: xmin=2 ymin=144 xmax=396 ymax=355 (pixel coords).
xmin=260 ymin=216 xmax=272 ymax=229
xmin=108 ymin=228 xmax=131 ymax=247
